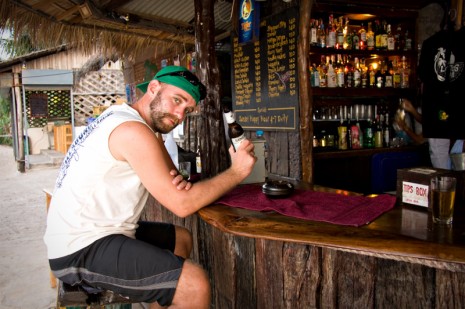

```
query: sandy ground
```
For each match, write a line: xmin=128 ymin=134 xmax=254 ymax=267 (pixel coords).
xmin=0 ymin=145 xmax=58 ymax=309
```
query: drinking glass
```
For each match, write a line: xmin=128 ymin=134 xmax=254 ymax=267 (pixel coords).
xmin=430 ymin=176 xmax=456 ymax=224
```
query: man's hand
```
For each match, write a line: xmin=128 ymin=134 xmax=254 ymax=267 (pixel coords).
xmin=170 ymin=169 xmax=192 ymax=191
xmin=401 ymin=98 xmax=415 ymax=114
xmin=229 ymin=139 xmax=257 ymax=180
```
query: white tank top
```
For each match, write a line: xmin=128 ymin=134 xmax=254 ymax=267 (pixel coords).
xmin=44 ymin=103 xmax=151 ymax=259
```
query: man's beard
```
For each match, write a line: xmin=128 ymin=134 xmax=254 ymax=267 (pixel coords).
xmin=149 ymin=90 xmax=179 ymax=134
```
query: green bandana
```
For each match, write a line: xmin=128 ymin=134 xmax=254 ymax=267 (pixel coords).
xmin=136 ymin=65 xmax=206 ymax=104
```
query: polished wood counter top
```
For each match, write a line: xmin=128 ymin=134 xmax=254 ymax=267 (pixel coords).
xmin=198 ymin=184 xmax=465 ymax=270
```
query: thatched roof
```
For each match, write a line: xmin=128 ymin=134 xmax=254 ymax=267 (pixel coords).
xmin=0 ymin=0 xmax=233 ymax=58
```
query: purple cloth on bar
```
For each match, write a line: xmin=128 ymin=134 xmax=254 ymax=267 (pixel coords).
xmin=215 ymin=184 xmax=397 ymax=227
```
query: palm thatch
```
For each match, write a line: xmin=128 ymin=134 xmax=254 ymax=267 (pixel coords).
xmin=74 ymin=53 xmax=120 ymax=81
xmin=0 ymin=0 xmax=194 ymax=59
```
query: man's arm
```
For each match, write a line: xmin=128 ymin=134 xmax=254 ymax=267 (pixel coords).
xmin=402 ymin=98 xmax=422 ymax=124
xmin=109 ymin=121 xmax=256 ymax=217
xmin=395 ymin=117 xmax=425 ymax=145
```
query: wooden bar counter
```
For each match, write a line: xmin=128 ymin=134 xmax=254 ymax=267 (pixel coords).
xmin=142 ymin=182 xmax=465 ymax=308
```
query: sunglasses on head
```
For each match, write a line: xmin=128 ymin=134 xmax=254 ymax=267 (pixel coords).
xmin=157 ymin=70 xmax=207 ymax=101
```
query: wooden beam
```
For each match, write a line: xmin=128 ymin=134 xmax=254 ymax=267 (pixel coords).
xmin=102 ymin=0 xmax=135 ymax=11
xmin=31 ymin=0 xmax=58 ymax=9
xmin=55 ymin=4 xmax=80 ymax=21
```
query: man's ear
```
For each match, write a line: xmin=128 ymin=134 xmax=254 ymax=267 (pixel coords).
xmin=146 ymin=80 xmax=162 ymax=97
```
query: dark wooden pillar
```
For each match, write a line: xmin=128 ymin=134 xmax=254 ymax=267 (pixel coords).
xmin=298 ymin=0 xmax=313 ymax=183
xmin=193 ymin=0 xmax=229 ymax=178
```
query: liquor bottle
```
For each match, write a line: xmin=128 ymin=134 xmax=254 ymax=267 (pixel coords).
xmin=346 ymin=56 xmax=354 ymax=88
xmin=310 ymin=63 xmax=320 ymax=87
xmin=341 ymin=17 xmax=349 ymax=49
xmin=223 ymin=107 xmax=246 ymax=152
xmin=352 ymin=29 xmax=360 ymax=50
xmin=318 ymin=19 xmax=326 ymax=48
xmin=346 ymin=117 xmax=353 ymax=149
xmin=400 ymin=56 xmax=410 ymax=88
xmin=393 ymin=56 xmax=401 ymax=88
xmin=310 ymin=19 xmax=318 ymax=47
xmin=351 ymin=120 xmax=362 ymax=149
xmin=387 ymin=24 xmax=395 ymax=51
xmin=357 ymin=121 xmax=364 ymax=148
xmin=343 ymin=17 xmax=351 ymax=49
xmin=380 ymin=20 xmax=388 ymax=50
xmin=318 ymin=55 xmax=328 ymax=88
xmin=353 ymin=57 xmax=361 ymax=88
xmin=374 ymin=115 xmax=383 ymax=148
xmin=195 ymin=137 xmax=202 ymax=173
xmin=336 ymin=54 xmax=345 ymax=87
xmin=319 ymin=130 xmax=327 ymax=148
xmin=384 ymin=60 xmax=394 ymax=88
xmin=359 ymin=23 xmax=367 ymax=50
xmin=395 ymin=24 xmax=404 ymax=51
xmin=375 ymin=20 xmax=382 ymax=50
xmin=360 ymin=58 xmax=368 ymax=88
xmin=404 ymin=30 xmax=412 ymax=51
xmin=375 ymin=62 xmax=384 ymax=88
xmin=327 ymin=14 xmax=336 ymax=49
xmin=326 ymin=57 xmax=337 ymax=88
xmin=336 ymin=17 xmax=344 ymax=49
xmin=369 ymin=64 xmax=376 ymax=88
xmin=384 ymin=112 xmax=391 ymax=147
xmin=367 ymin=22 xmax=375 ymax=50
xmin=363 ymin=120 xmax=374 ymax=148
xmin=338 ymin=119 xmax=348 ymax=150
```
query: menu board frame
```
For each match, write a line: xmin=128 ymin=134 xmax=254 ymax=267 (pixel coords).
xmin=231 ymin=6 xmax=299 ymax=131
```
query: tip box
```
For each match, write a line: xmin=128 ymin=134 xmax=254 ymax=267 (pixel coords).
xmin=396 ymin=167 xmax=464 ymax=209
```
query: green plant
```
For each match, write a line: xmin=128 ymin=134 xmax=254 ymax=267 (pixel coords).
xmin=0 ymin=95 xmax=12 ymax=146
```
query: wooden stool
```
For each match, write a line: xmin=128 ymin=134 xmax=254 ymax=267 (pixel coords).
xmin=57 ymin=280 xmax=133 ymax=308
xmin=44 ymin=189 xmax=57 ymax=288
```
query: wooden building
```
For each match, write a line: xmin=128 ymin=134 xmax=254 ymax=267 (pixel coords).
xmin=0 ymin=46 xmax=125 ymax=169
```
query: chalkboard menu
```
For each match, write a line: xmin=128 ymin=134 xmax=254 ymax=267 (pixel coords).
xmin=232 ymin=7 xmax=299 ymax=131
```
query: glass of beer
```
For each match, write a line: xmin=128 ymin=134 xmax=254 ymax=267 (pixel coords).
xmin=430 ymin=176 xmax=456 ymax=224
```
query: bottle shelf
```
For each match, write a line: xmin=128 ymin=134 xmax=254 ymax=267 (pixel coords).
xmin=309 ymin=47 xmax=416 ymax=57
xmin=311 ymin=87 xmax=414 ymax=97
xmin=313 ymin=145 xmax=422 ymax=159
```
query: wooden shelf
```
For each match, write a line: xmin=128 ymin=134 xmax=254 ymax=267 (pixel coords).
xmin=311 ymin=87 xmax=414 ymax=98
xmin=313 ymin=145 xmax=422 ymax=159
xmin=309 ymin=47 xmax=416 ymax=58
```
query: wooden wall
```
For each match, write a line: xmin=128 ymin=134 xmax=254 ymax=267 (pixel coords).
xmin=9 ymin=48 xmax=98 ymax=74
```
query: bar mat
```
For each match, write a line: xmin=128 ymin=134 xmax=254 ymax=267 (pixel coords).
xmin=215 ymin=184 xmax=396 ymax=227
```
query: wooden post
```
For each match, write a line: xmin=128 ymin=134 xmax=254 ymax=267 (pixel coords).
xmin=193 ymin=0 xmax=229 ymax=178
xmin=298 ymin=0 xmax=314 ymax=183
xmin=13 ymin=73 xmax=25 ymax=173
